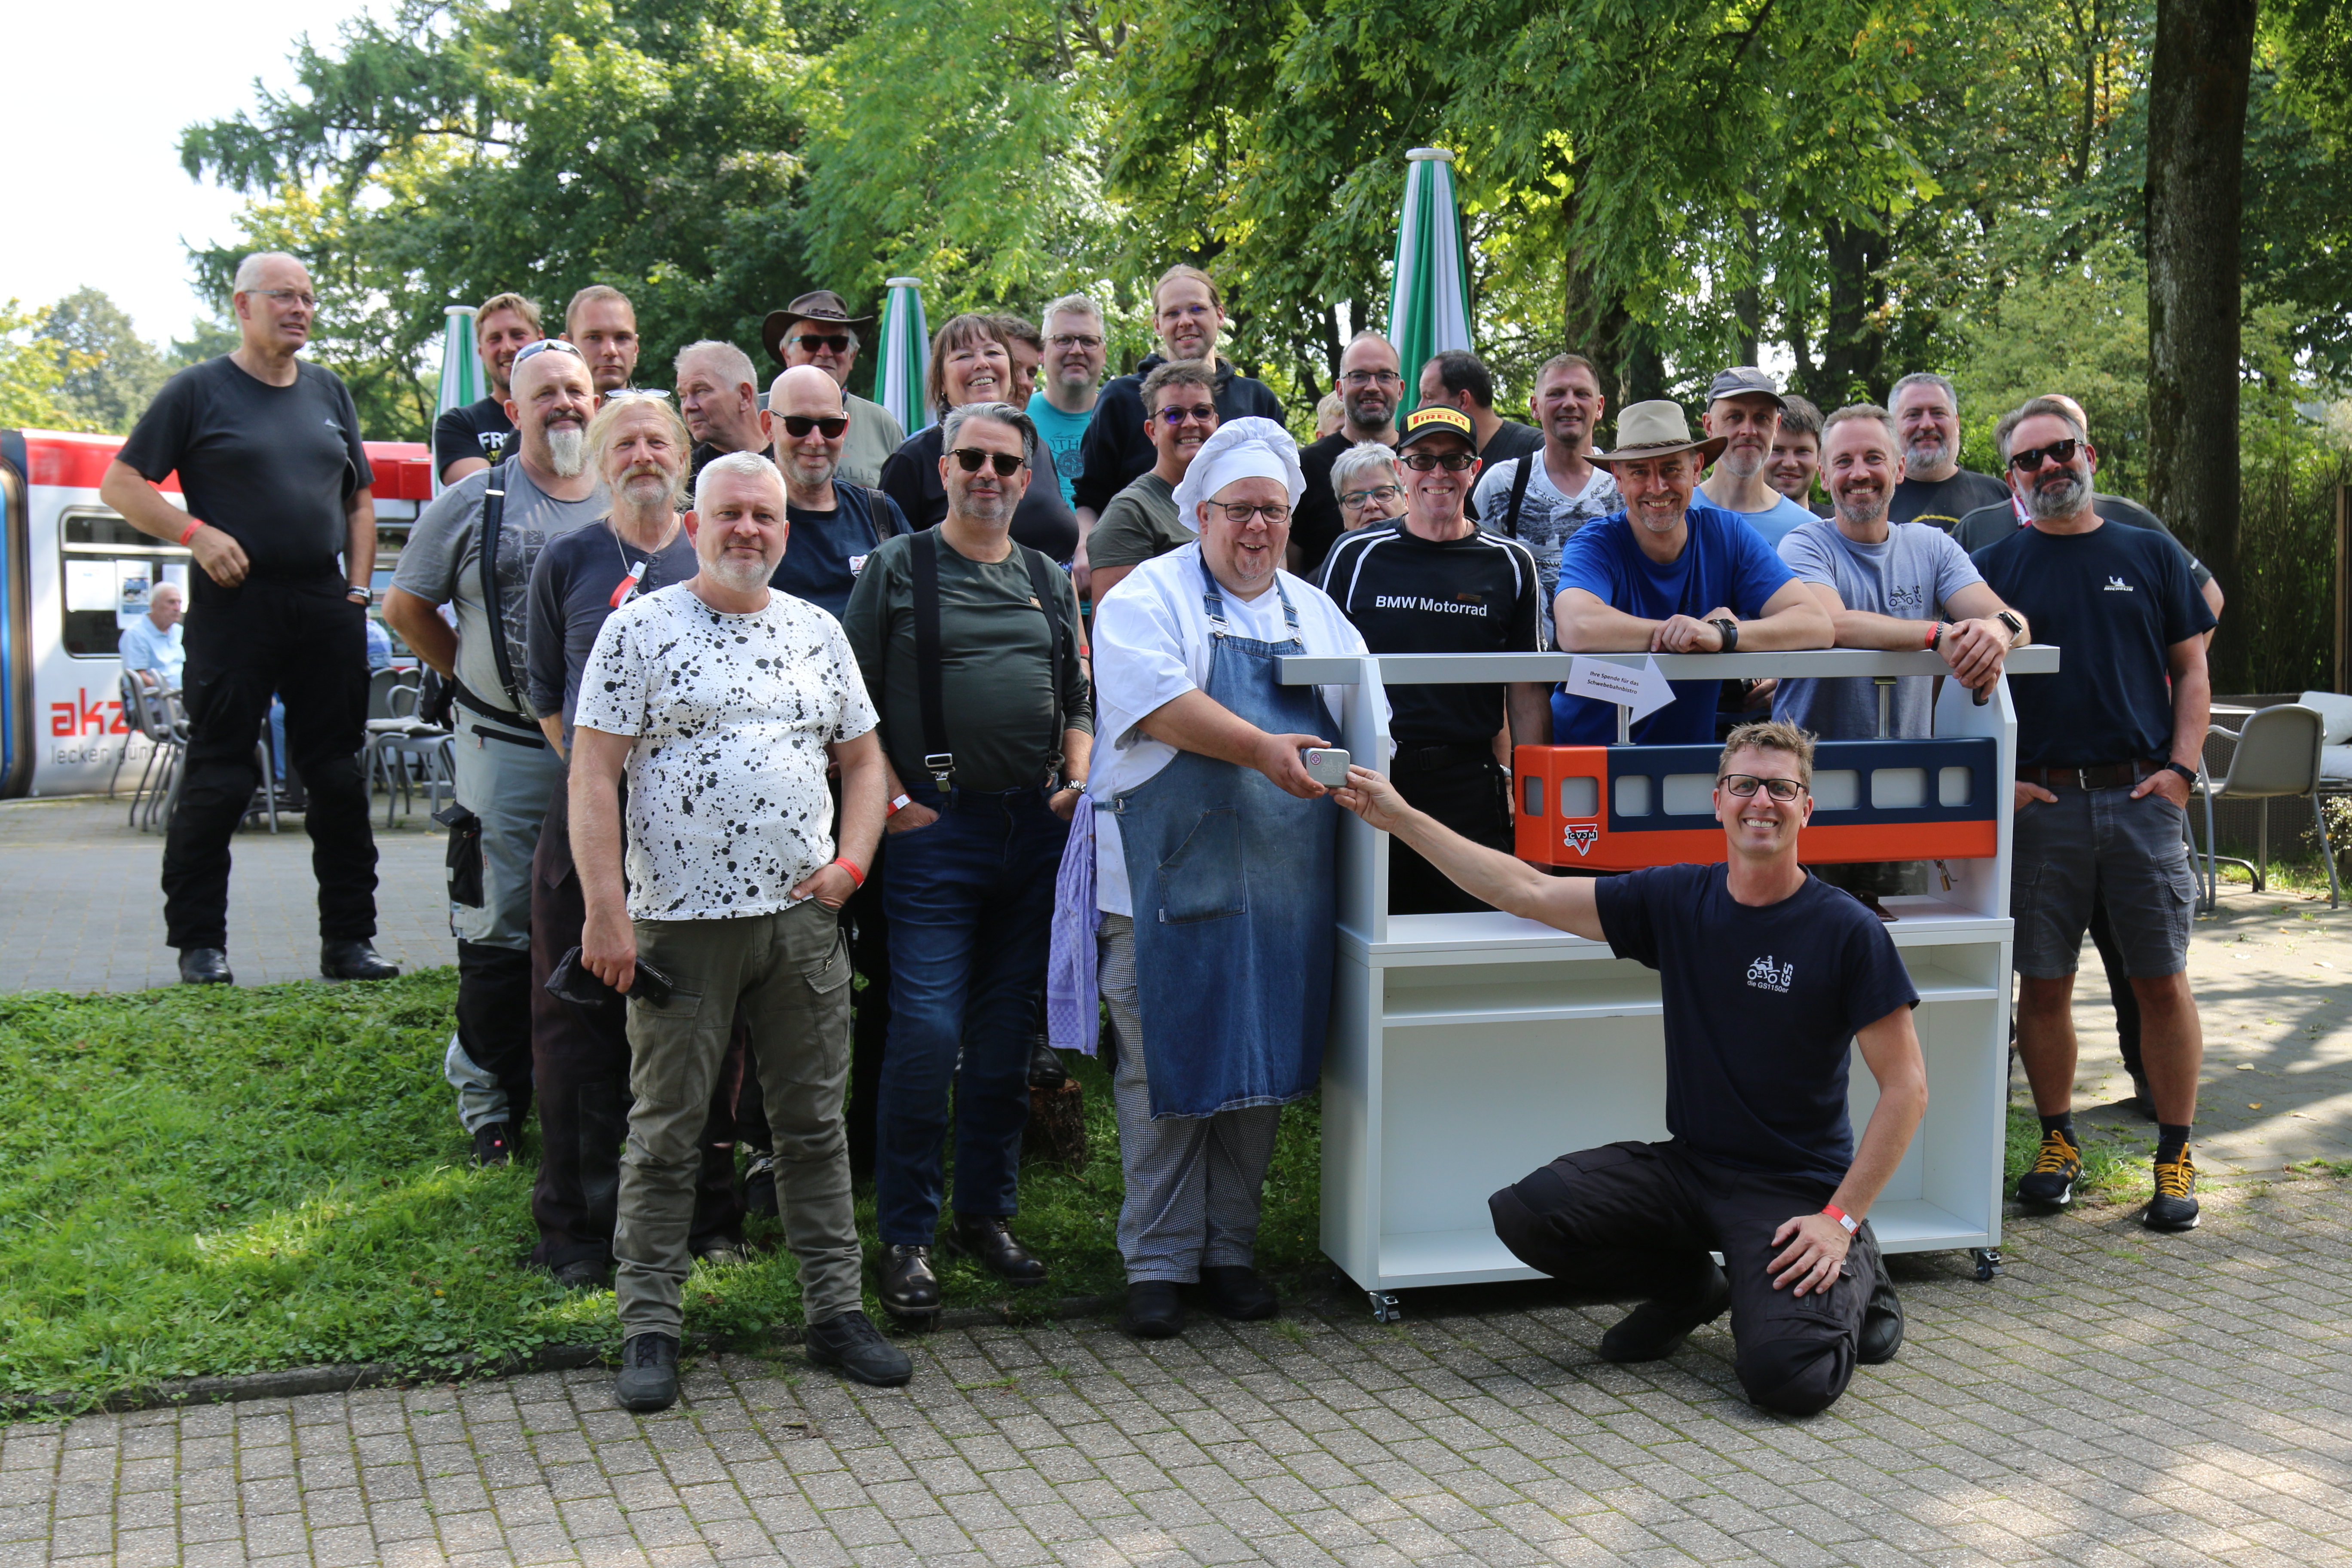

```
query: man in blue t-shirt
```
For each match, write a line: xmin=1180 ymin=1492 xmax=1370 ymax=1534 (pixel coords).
xmin=765 ymin=366 xmax=911 ymax=619
xmin=1335 ymin=720 xmax=1924 ymax=1416
xmin=1971 ymin=397 xmax=2214 ymax=1234
xmin=1026 ymin=295 xmax=1107 ymax=511
xmin=1553 ymin=401 xmax=1832 ymax=744
xmin=1695 ymin=367 xmax=1822 ymax=550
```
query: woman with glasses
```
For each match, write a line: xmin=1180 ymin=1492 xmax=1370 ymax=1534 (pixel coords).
xmin=878 ymin=313 xmax=1081 ymax=561
xmin=1329 ymin=443 xmax=1409 ymax=532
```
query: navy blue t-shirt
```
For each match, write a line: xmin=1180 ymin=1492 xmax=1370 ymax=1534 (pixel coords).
xmin=1550 ymin=502 xmax=1796 ymax=744
xmin=770 ymin=482 xmax=909 ymax=622
xmin=1970 ymin=520 xmax=2215 ymax=769
xmin=1596 ymin=864 xmax=1919 ymax=1185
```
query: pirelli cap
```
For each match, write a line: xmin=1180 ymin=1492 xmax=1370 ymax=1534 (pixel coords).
xmin=1394 ymin=403 xmax=1477 ymax=451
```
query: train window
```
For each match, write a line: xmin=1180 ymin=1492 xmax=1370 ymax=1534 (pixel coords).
xmin=59 ymin=508 xmax=190 ymax=659
xmin=1661 ymin=773 xmax=1715 ymax=815
xmin=65 ymin=514 xmax=157 ymax=548
xmin=1811 ymin=769 xmax=1859 ymax=809
xmin=1938 ymin=766 xmax=1973 ymax=807
xmin=1556 ymin=776 xmax=1598 ymax=818
xmin=1870 ymin=767 xmax=1928 ymax=809
xmin=1614 ymin=775 xmax=1652 ymax=818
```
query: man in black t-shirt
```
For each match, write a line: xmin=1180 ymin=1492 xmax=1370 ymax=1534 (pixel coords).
xmin=99 ymin=251 xmax=397 ymax=988
xmin=1419 ymin=349 xmax=1544 ymax=469
xmin=1335 ymin=720 xmax=1924 ymax=1417
xmin=1317 ymin=404 xmax=1544 ymax=914
xmin=1293 ymin=331 xmax=1405 ymax=574
xmin=1886 ymin=372 xmax=2010 ymax=532
xmin=1971 ymin=397 xmax=2214 ymax=1233
xmin=433 ymin=291 xmax=542 ymax=485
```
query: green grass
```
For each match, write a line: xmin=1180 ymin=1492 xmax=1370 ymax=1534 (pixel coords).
xmin=2003 ymin=1102 xmax=2152 ymax=1202
xmin=0 ymin=973 xmax=1326 ymax=1407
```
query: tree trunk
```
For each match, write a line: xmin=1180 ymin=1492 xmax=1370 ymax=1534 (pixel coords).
xmin=2146 ymin=0 xmax=2257 ymax=688
xmin=1819 ymin=217 xmax=1887 ymax=405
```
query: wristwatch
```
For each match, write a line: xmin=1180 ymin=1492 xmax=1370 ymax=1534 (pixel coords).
xmin=2162 ymin=761 xmax=2199 ymax=787
xmin=1995 ymin=609 xmax=2026 ymax=647
xmin=1709 ymin=617 xmax=1739 ymax=652
xmin=346 ymin=585 xmax=374 ymax=606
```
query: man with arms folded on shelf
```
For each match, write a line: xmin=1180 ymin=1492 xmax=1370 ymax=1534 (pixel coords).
xmin=1770 ymin=404 xmax=2028 ymax=914
xmin=435 ymin=291 xmax=543 ymax=485
xmin=1333 ymin=719 xmax=1921 ymax=1415
xmin=1552 ymin=401 xmax=1832 ymax=745
xmin=573 ymin=452 xmax=910 ymax=1411
xmin=522 ymin=395 xmax=744 ymax=1289
xmin=1317 ymin=404 xmax=1547 ymax=915
xmin=1066 ymin=418 xmax=1375 ymax=1341
xmin=1084 ymin=359 xmax=1222 ymax=607
xmin=1969 ymin=397 xmax=2214 ymax=1232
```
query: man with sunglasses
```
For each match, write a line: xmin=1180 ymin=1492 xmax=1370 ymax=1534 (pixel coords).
xmin=388 ymin=339 xmax=605 ymax=1165
xmin=843 ymin=403 xmax=1092 ymax=1324
xmin=1085 ymin=360 xmax=1222 ymax=605
xmin=1291 ymin=331 xmax=1406 ymax=573
xmin=1969 ymin=397 xmax=2214 ymax=1232
xmin=1333 ymin=720 xmax=1924 ymax=1414
xmin=1316 ymin=405 xmax=1547 ymax=913
xmin=1027 ymin=295 xmax=1109 ymax=510
xmin=761 ymin=291 xmax=905 ymax=489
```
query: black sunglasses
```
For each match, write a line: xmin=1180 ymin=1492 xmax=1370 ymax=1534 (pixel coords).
xmin=950 ymin=447 xmax=1025 ymax=477
xmin=2008 ymin=437 xmax=2082 ymax=472
xmin=780 ymin=414 xmax=849 ymax=438
xmin=793 ymin=333 xmax=853 ymax=353
xmin=1400 ymin=451 xmax=1477 ymax=472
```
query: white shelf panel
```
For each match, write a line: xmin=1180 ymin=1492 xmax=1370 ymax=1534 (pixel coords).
xmin=1867 ymin=1198 xmax=1990 ymax=1253
xmin=1382 ymin=976 xmax=1662 ymax=1028
xmin=1902 ymin=959 xmax=2002 ymax=1003
xmin=1377 ymin=1228 xmax=1545 ymax=1287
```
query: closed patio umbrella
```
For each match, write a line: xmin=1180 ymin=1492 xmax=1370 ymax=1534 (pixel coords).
xmin=432 ymin=305 xmax=484 ymax=497
xmin=875 ymin=276 xmax=932 ymax=435
xmin=1386 ymin=147 xmax=1473 ymax=388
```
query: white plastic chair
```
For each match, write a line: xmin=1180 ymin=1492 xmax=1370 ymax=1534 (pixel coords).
xmin=2193 ymin=703 xmax=2340 ymax=910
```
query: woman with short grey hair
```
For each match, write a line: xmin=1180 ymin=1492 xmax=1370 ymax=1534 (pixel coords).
xmin=1330 ymin=442 xmax=1407 ymax=532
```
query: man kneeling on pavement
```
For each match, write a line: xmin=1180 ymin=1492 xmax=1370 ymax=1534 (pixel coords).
xmin=1335 ymin=720 xmax=1922 ymax=1416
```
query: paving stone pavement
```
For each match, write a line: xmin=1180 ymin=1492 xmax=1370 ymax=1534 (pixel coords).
xmin=4 ymin=1173 xmax=2351 ymax=1567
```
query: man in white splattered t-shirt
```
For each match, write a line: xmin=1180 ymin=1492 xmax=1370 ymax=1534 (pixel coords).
xmin=570 ymin=451 xmax=909 ymax=1409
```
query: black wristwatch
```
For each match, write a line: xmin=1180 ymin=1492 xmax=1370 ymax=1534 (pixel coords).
xmin=1709 ymin=617 xmax=1739 ymax=652
xmin=1995 ymin=609 xmax=2025 ymax=647
xmin=2162 ymin=761 xmax=2199 ymax=786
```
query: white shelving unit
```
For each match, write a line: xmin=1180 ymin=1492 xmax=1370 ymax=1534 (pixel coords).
xmin=1280 ymin=647 xmax=2061 ymax=1316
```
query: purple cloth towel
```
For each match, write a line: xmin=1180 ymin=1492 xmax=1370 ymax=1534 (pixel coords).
xmin=1045 ymin=790 xmax=1103 ymax=1054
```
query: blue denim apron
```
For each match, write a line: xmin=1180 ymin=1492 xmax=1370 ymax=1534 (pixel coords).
xmin=1106 ymin=557 xmax=1337 ymax=1118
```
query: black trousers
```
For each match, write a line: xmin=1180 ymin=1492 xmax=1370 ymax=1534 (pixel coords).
xmin=1489 ymin=1140 xmax=1878 ymax=1416
xmin=1388 ymin=754 xmax=1513 ymax=915
xmin=162 ymin=574 xmax=377 ymax=950
xmin=528 ymin=785 xmax=743 ymax=1268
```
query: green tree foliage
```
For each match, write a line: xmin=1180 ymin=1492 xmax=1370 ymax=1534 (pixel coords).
xmin=36 ymin=289 xmax=172 ymax=435
xmin=0 ymin=301 xmax=88 ymax=431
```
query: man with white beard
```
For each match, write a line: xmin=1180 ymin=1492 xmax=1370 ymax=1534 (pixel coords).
xmin=389 ymin=340 xmax=608 ymax=1162
xmin=1695 ymin=367 xmax=1819 ymax=550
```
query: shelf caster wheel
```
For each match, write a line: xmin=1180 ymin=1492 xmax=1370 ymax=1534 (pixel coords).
xmin=1970 ymin=1247 xmax=2002 ymax=1282
xmin=1368 ymin=1291 xmax=1402 ymax=1323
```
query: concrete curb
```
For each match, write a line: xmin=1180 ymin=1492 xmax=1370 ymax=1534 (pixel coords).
xmin=1 ymin=1293 xmax=1123 ymax=1421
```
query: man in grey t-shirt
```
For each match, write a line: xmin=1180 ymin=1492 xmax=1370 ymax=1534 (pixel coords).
xmin=1469 ymin=354 xmax=1623 ymax=646
xmin=386 ymin=340 xmax=604 ymax=1162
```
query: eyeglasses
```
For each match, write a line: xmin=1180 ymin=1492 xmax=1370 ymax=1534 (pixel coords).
xmin=1047 ymin=333 xmax=1104 ymax=350
xmin=245 ymin=287 xmax=318 ymax=308
xmin=1338 ymin=483 xmax=1404 ymax=508
xmin=779 ymin=414 xmax=849 ymax=438
xmin=1212 ymin=502 xmax=1291 ymax=525
xmin=1400 ymin=451 xmax=1477 ymax=472
xmin=1158 ymin=403 xmax=1217 ymax=426
xmin=2008 ymin=437 xmax=2082 ymax=472
xmin=1340 ymin=369 xmax=1402 ymax=387
xmin=1718 ymin=774 xmax=1807 ymax=801
xmin=950 ymin=447 xmax=1026 ymax=476
xmin=513 ymin=339 xmax=585 ymax=366
xmin=793 ymin=333 xmax=852 ymax=354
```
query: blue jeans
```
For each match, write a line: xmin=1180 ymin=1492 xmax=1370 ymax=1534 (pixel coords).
xmin=875 ymin=781 xmax=1068 ymax=1244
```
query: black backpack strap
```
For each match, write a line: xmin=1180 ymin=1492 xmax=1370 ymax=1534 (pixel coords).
xmin=863 ymin=486 xmax=903 ymax=540
xmin=474 ymin=460 xmax=525 ymax=710
xmin=1019 ymin=545 xmax=1071 ymax=775
xmin=1503 ymin=453 xmax=1534 ymax=539
xmin=909 ymin=529 xmax=954 ymax=789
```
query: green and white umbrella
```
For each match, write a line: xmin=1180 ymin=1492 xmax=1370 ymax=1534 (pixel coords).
xmin=432 ymin=304 xmax=485 ymax=496
xmin=1386 ymin=147 xmax=1473 ymax=390
xmin=875 ymin=276 xmax=932 ymax=435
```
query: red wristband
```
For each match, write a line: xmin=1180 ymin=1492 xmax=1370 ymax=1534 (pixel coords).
xmin=1822 ymin=1204 xmax=1859 ymax=1234
xmin=831 ymin=856 xmax=864 ymax=888
xmin=1924 ymin=622 xmax=1938 ymax=649
xmin=179 ymin=519 xmax=203 ymax=547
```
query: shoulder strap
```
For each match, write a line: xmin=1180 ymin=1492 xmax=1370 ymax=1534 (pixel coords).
xmin=908 ymin=529 xmax=953 ymax=788
xmin=1020 ymin=545 xmax=1071 ymax=771
xmin=863 ymin=486 xmax=903 ymax=540
xmin=475 ymin=460 xmax=524 ymax=710
xmin=1504 ymin=453 xmax=1534 ymax=539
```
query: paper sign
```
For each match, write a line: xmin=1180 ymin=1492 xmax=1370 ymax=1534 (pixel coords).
xmin=64 ymin=561 xmax=114 ymax=612
xmin=117 ymin=562 xmax=151 ymax=614
xmin=1561 ymin=654 xmax=1674 ymax=721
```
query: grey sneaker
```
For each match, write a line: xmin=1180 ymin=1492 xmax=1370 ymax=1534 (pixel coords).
xmin=614 ymin=1332 xmax=679 ymax=1412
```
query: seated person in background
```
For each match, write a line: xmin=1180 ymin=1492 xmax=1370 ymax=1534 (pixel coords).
xmin=1696 ymin=368 xmax=1819 ymax=550
xmin=1085 ymin=360 xmax=1221 ymax=606
xmin=1766 ymin=395 xmax=1828 ymax=517
xmin=1332 ymin=719 xmax=1921 ymax=1416
xmin=120 ymin=582 xmax=185 ymax=691
xmin=365 ymin=617 xmax=394 ymax=672
xmin=1553 ymin=401 xmax=1832 ymax=745
xmin=1330 ymin=443 xmax=1408 ymax=533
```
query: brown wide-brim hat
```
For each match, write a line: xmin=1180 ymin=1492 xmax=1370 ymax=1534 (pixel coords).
xmin=761 ymin=290 xmax=875 ymax=366
xmin=1589 ymin=399 xmax=1730 ymax=468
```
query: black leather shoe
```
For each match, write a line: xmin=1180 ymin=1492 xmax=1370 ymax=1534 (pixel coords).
xmin=551 ymin=1258 xmax=612 ymax=1291
xmin=879 ymin=1244 xmax=940 ymax=1320
xmin=1121 ymin=1281 xmax=1185 ymax=1339
xmin=178 ymin=947 xmax=233 ymax=985
xmin=614 ymin=1332 xmax=680 ymax=1411
xmin=1857 ymin=1277 xmax=1904 ymax=1365
xmin=321 ymin=939 xmax=400 ymax=981
xmin=805 ymin=1310 xmax=915 ymax=1386
xmin=945 ymin=1213 xmax=1047 ymax=1287
xmin=1598 ymin=1262 xmax=1732 ymax=1363
xmin=1194 ymin=1265 xmax=1279 ymax=1321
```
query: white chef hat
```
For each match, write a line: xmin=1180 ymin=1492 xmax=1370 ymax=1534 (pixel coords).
xmin=1170 ymin=416 xmax=1307 ymax=536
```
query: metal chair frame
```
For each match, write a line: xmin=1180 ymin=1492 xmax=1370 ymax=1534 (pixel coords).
xmin=2193 ymin=704 xmax=2340 ymax=910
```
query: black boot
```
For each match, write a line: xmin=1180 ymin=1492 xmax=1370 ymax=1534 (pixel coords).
xmin=944 ymin=1214 xmax=1047 ymax=1286
xmin=1597 ymin=1262 xmax=1732 ymax=1363
xmin=178 ymin=947 xmax=233 ymax=985
xmin=322 ymin=939 xmax=399 ymax=981
xmin=613 ymin=1332 xmax=679 ymax=1411
xmin=879 ymin=1244 xmax=940 ymax=1321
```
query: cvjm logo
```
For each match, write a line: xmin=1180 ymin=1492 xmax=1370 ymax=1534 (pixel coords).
xmin=1746 ymin=954 xmax=1795 ymax=993
xmin=1562 ymin=823 xmax=1599 ymax=856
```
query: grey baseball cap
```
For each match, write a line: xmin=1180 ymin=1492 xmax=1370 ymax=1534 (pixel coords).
xmin=1707 ymin=366 xmax=1786 ymax=409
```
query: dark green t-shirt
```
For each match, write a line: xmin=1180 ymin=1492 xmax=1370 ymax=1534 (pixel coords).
xmin=1086 ymin=472 xmax=1187 ymax=570
xmin=843 ymin=527 xmax=1093 ymax=793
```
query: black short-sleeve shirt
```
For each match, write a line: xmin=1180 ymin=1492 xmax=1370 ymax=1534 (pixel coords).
xmin=1889 ymin=467 xmax=2011 ymax=533
xmin=1596 ymin=864 xmax=1920 ymax=1185
xmin=432 ymin=395 xmax=514 ymax=481
xmin=118 ymin=356 xmax=372 ymax=597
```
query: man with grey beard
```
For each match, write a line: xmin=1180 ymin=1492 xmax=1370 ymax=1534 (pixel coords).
xmin=1886 ymin=372 xmax=2010 ymax=533
xmin=1970 ymin=396 xmax=2214 ymax=1234
xmin=389 ymin=339 xmax=606 ymax=1163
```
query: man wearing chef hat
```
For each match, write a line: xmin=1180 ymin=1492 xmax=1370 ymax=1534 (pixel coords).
xmin=1067 ymin=418 xmax=1378 ymax=1339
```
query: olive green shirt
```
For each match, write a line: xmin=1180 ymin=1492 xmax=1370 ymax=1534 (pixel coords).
xmin=843 ymin=526 xmax=1092 ymax=793
xmin=1086 ymin=472 xmax=1188 ymax=570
